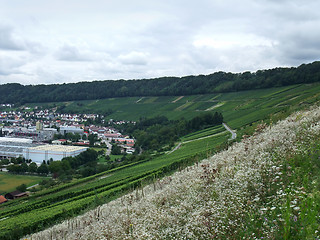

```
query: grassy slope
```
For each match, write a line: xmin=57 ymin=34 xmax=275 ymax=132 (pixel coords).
xmin=26 ymin=103 xmax=320 ymax=240
xmin=0 ymin=128 xmax=229 ymax=239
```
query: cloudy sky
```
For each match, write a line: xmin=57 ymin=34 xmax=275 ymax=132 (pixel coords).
xmin=0 ymin=0 xmax=319 ymax=85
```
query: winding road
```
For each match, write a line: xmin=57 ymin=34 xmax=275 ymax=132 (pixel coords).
xmin=222 ymin=123 xmax=237 ymax=140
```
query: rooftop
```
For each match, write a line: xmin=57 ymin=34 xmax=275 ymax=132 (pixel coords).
xmin=28 ymin=144 xmax=87 ymax=153
xmin=0 ymin=146 xmax=24 ymax=153
xmin=0 ymin=137 xmax=32 ymax=144
xmin=0 ymin=195 xmax=7 ymax=204
xmin=0 ymin=141 xmax=40 ymax=148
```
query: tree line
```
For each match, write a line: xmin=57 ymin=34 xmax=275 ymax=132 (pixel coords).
xmin=118 ymin=112 xmax=223 ymax=151
xmin=0 ymin=61 xmax=320 ymax=104
xmin=5 ymin=149 xmax=99 ymax=179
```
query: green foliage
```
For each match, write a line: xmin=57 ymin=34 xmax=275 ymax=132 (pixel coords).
xmin=0 ymin=158 xmax=9 ymax=165
xmin=88 ymin=134 xmax=98 ymax=146
xmin=28 ymin=162 xmax=38 ymax=173
xmin=53 ymin=132 xmax=81 ymax=142
xmin=37 ymin=163 xmax=49 ymax=175
xmin=122 ymin=112 xmax=223 ymax=151
xmin=239 ymin=139 xmax=320 ymax=239
xmin=7 ymin=164 xmax=23 ymax=173
xmin=111 ymin=144 xmax=122 ymax=155
xmin=16 ymin=183 xmax=27 ymax=192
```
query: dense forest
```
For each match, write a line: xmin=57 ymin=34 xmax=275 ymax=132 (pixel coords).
xmin=1 ymin=61 xmax=320 ymax=104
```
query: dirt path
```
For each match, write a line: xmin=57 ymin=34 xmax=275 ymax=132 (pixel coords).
xmin=136 ymin=97 xmax=144 ymax=103
xmin=205 ymin=102 xmax=225 ymax=111
xmin=172 ymin=96 xmax=184 ymax=103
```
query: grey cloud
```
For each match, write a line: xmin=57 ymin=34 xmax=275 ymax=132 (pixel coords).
xmin=271 ymin=21 xmax=320 ymax=64
xmin=0 ymin=55 xmax=25 ymax=76
xmin=1 ymin=0 xmax=320 ymax=84
xmin=118 ymin=51 xmax=149 ymax=65
xmin=35 ymin=67 xmax=69 ymax=84
xmin=0 ymin=25 xmax=25 ymax=50
xmin=55 ymin=44 xmax=92 ymax=61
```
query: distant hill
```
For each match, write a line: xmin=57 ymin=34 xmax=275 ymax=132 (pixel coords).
xmin=1 ymin=61 xmax=320 ymax=104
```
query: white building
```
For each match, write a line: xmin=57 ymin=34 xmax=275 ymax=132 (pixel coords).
xmin=23 ymin=145 xmax=88 ymax=164
xmin=0 ymin=137 xmax=38 ymax=159
xmin=59 ymin=126 xmax=84 ymax=135
xmin=0 ymin=137 xmax=32 ymax=144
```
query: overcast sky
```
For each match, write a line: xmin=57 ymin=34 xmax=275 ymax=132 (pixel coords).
xmin=0 ymin=0 xmax=319 ymax=85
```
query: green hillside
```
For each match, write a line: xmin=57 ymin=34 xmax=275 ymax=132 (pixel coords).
xmin=1 ymin=83 xmax=320 ymax=239
xmin=51 ymin=83 xmax=320 ymax=127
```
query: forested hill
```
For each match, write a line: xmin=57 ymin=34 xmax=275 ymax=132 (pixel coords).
xmin=1 ymin=61 xmax=320 ymax=104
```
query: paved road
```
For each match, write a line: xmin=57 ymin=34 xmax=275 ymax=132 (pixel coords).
xmin=223 ymin=123 xmax=237 ymax=140
xmin=167 ymin=143 xmax=181 ymax=155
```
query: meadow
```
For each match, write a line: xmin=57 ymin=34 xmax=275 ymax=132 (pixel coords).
xmin=0 ymin=173 xmax=48 ymax=195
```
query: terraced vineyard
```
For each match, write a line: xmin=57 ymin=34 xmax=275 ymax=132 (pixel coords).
xmin=45 ymin=83 xmax=320 ymax=125
xmin=1 ymin=83 xmax=320 ymax=239
xmin=0 ymin=127 xmax=229 ymax=239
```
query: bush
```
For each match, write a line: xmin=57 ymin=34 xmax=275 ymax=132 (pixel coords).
xmin=16 ymin=183 xmax=27 ymax=192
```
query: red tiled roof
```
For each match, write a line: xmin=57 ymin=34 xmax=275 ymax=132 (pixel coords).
xmin=0 ymin=195 xmax=7 ymax=204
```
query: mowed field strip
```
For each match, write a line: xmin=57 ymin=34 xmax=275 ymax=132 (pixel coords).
xmin=0 ymin=173 xmax=48 ymax=195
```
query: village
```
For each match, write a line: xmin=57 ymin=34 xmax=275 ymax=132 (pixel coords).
xmin=0 ymin=105 xmax=136 ymax=164
xmin=0 ymin=106 xmax=137 ymax=204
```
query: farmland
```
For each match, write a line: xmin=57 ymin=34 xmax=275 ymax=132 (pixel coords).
xmin=46 ymin=83 xmax=320 ymax=126
xmin=0 ymin=83 xmax=320 ymax=239
xmin=0 ymin=173 xmax=48 ymax=195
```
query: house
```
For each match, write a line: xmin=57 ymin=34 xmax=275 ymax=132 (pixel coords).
xmin=114 ymin=138 xmax=135 ymax=147
xmin=5 ymin=190 xmax=28 ymax=200
xmin=52 ymin=139 xmax=68 ymax=145
xmin=0 ymin=195 xmax=7 ymax=204
xmin=104 ymin=133 xmax=121 ymax=139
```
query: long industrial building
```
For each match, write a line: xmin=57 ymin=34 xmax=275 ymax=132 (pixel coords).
xmin=0 ymin=137 xmax=39 ymax=159
xmin=24 ymin=145 xmax=88 ymax=163
xmin=0 ymin=137 xmax=88 ymax=164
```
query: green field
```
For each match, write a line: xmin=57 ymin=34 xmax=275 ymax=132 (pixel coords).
xmin=181 ymin=125 xmax=226 ymax=142
xmin=1 ymin=83 xmax=320 ymax=239
xmin=0 ymin=173 xmax=48 ymax=195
